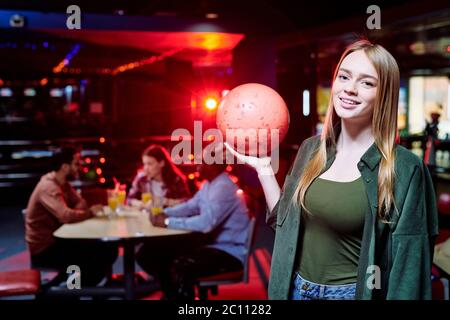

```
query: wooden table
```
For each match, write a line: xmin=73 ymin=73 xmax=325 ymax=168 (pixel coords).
xmin=54 ymin=208 xmax=190 ymax=299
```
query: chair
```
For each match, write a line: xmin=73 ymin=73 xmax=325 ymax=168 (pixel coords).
xmin=32 ymin=266 xmax=68 ymax=295
xmin=432 ymin=265 xmax=450 ymax=300
xmin=438 ymin=193 xmax=450 ymax=228
xmin=21 ymin=208 xmax=68 ymax=296
xmin=0 ymin=270 xmax=41 ymax=298
xmin=196 ymin=216 xmax=257 ymax=300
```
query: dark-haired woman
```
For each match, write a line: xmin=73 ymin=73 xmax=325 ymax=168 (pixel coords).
xmin=128 ymin=144 xmax=190 ymax=207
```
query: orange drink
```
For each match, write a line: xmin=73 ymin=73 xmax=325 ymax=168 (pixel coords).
xmin=151 ymin=207 xmax=163 ymax=216
xmin=108 ymin=197 xmax=118 ymax=211
xmin=107 ymin=189 xmax=119 ymax=213
xmin=117 ymin=190 xmax=126 ymax=205
xmin=142 ymin=192 xmax=152 ymax=204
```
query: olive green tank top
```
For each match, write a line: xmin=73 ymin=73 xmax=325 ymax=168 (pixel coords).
xmin=295 ymin=176 xmax=366 ymax=285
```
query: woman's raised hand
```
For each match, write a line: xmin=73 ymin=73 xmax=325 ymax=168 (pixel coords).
xmin=223 ymin=142 xmax=273 ymax=176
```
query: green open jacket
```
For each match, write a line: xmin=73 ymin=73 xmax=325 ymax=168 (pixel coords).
xmin=267 ymin=135 xmax=439 ymax=300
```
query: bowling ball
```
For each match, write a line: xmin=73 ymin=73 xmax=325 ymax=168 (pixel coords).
xmin=216 ymin=83 xmax=290 ymax=157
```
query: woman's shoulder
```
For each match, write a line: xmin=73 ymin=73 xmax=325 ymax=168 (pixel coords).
xmin=173 ymin=174 xmax=187 ymax=183
xmin=301 ymin=135 xmax=321 ymax=148
xmin=286 ymin=135 xmax=321 ymax=177
xmin=171 ymin=174 xmax=189 ymax=190
xmin=297 ymin=135 xmax=321 ymax=155
xmin=394 ymin=144 xmax=430 ymax=185
xmin=395 ymin=144 xmax=423 ymax=168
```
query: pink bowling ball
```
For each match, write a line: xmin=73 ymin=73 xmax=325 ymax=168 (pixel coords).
xmin=216 ymin=83 xmax=290 ymax=156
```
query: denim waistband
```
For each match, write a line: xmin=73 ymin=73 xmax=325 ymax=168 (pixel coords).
xmin=290 ymin=272 xmax=356 ymax=300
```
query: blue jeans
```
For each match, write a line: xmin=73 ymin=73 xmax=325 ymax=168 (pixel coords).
xmin=290 ymin=272 xmax=356 ymax=300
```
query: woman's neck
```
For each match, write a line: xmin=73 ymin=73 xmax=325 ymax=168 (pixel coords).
xmin=337 ymin=119 xmax=375 ymax=156
xmin=153 ymin=173 xmax=163 ymax=182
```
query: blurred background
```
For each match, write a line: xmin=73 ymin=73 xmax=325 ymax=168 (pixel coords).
xmin=0 ymin=0 xmax=449 ymax=299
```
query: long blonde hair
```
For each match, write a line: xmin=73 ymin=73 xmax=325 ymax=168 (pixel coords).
xmin=293 ymin=40 xmax=400 ymax=221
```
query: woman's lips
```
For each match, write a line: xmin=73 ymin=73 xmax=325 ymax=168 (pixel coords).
xmin=339 ymin=97 xmax=361 ymax=109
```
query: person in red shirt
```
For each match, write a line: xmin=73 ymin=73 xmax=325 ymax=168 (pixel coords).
xmin=26 ymin=146 xmax=117 ymax=286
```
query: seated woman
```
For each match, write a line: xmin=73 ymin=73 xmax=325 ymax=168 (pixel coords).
xmin=128 ymin=144 xmax=190 ymax=207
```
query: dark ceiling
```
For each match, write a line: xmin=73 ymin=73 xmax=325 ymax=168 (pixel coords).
xmin=0 ymin=0 xmax=422 ymax=32
xmin=0 ymin=0 xmax=448 ymax=80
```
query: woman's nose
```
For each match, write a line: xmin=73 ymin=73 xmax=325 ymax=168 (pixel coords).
xmin=344 ymin=81 xmax=357 ymax=95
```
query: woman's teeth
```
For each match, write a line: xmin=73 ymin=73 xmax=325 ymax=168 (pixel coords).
xmin=340 ymin=97 xmax=359 ymax=105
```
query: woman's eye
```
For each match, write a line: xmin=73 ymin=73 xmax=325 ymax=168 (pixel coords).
xmin=362 ymin=81 xmax=375 ymax=87
xmin=338 ymin=75 xmax=348 ymax=80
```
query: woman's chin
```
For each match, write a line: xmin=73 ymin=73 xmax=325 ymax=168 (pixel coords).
xmin=335 ymin=107 xmax=358 ymax=119
xmin=335 ymin=109 xmax=370 ymax=123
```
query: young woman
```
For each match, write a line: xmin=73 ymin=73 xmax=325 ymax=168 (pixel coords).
xmin=226 ymin=40 xmax=439 ymax=300
xmin=128 ymin=144 xmax=190 ymax=207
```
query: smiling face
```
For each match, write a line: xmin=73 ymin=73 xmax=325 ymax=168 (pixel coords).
xmin=332 ymin=50 xmax=379 ymax=125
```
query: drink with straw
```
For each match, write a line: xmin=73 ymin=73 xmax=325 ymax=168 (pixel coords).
xmin=107 ymin=189 xmax=119 ymax=218
xmin=111 ymin=179 xmax=126 ymax=212
xmin=151 ymin=196 xmax=164 ymax=216
xmin=117 ymin=184 xmax=126 ymax=206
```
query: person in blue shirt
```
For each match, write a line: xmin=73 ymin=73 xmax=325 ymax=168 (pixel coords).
xmin=136 ymin=162 xmax=250 ymax=300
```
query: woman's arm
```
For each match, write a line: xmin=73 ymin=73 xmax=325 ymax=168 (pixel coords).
xmin=257 ymin=171 xmax=281 ymax=212
xmin=386 ymin=161 xmax=439 ymax=299
xmin=127 ymin=173 xmax=144 ymax=200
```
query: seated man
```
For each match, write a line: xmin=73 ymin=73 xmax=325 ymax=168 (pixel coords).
xmin=25 ymin=146 xmax=117 ymax=286
xmin=137 ymin=162 xmax=250 ymax=300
